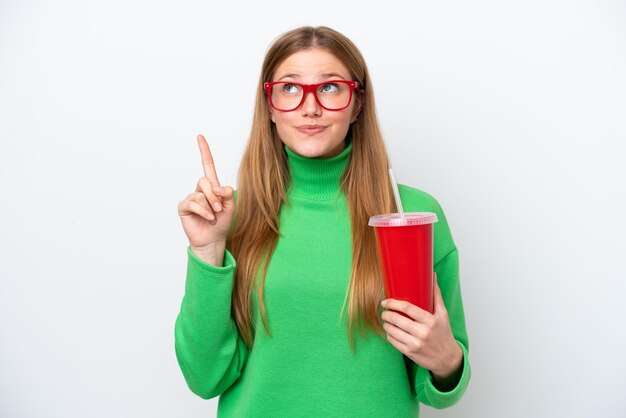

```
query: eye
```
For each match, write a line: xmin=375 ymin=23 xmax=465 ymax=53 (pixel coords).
xmin=283 ymin=83 xmax=302 ymax=94
xmin=320 ymin=83 xmax=339 ymax=93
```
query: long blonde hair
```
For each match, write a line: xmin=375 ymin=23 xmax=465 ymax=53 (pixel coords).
xmin=228 ymin=26 xmax=397 ymax=351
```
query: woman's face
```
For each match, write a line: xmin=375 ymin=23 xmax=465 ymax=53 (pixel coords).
xmin=269 ymin=48 xmax=360 ymax=159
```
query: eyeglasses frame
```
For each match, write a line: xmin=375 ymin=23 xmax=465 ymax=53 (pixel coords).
xmin=263 ymin=80 xmax=360 ymax=112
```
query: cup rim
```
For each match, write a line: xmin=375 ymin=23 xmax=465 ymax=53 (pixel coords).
xmin=368 ymin=212 xmax=438 ymax=227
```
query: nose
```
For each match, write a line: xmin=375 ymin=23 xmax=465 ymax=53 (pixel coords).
xmin=300 ymin=90 xmax=322 ymax=117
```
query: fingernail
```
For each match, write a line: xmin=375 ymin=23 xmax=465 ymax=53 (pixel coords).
xmin=213 ymin=201 xmax=222 ymax=212
xmin=381 ymin=300 xmax=387 ymax=307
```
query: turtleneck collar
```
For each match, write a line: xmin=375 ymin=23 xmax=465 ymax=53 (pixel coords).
xmin=284 ymin=138 xmax=353 ymax=200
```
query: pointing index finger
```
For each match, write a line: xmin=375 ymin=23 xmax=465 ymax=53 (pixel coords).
xmin=197 ymin=134 xmax=221 ymax=187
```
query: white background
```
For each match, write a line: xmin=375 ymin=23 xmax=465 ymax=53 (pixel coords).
xmin=1 ymin=1 xmax=625 ymax=417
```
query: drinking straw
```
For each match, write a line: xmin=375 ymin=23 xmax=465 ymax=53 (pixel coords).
xmin=388 ymin=168 xmax=405 ymax=218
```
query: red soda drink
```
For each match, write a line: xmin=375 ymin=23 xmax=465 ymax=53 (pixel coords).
xmin=369 ymin=213 xmax=438 ymax=316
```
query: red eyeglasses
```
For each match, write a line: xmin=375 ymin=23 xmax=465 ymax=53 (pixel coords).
xmin=264 ymin=80 xmax=359 ymax=112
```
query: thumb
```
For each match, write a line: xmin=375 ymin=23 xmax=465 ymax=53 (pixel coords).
xmin=213 ymin=185 xmax=234 ymax=201
xmin=433 ymin=272 xmax=447 ymax=317
xmin=212 ymin=186 xmax=235 ymax=209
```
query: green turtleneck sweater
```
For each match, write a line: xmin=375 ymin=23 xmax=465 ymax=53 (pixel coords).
xmin=174 ymin=141 xmax=471 ymax=417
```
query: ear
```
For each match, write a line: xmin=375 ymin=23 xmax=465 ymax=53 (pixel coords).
xmin=269 ymin=108 xmax=276 ymax=123
xmin=350 ymin=90 xmax=364 ymax=123
xmin=265 ymin=92 xmax=276 ymax=123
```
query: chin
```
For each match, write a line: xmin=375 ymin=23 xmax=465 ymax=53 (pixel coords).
xmin=299 ymin=138 xmax=346 ymax=159
xmin=289 ymin=141 xmax=329 ymax=158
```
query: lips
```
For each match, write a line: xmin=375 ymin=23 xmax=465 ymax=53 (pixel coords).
xmin=296 ymin=125 xmax=326 ymax=135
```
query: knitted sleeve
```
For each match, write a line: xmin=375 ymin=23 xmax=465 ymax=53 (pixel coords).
xmin=174 ymin=246 xmax=249 ymax=399
xmin=412 ymin=248 xmax=471 ymax=408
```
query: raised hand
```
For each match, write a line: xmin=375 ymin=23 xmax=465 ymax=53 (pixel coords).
xmin=177 ymin=134 xmax=236 ymax=265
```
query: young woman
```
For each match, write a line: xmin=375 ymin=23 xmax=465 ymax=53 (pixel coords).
xmin=175 ymin=26 xmax=471 ymax=417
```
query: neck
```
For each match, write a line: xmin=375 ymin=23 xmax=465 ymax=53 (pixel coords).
xmin=284 ymin=139 xmax=353 ymax=200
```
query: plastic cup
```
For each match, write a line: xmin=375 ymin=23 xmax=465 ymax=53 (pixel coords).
xmin=369 ymin=212 xmax=438 ymax=315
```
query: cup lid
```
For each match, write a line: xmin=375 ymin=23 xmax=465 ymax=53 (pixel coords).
xmin=368 ymin=212 xmax=438 ymax=227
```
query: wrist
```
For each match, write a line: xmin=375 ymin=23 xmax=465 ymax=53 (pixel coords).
xmin=432 ymin=342 xmax=463 ymax=380
xmin=190 ymin=241 xmax=226 ymax=266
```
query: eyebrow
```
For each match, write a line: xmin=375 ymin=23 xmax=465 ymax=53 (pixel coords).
xmin=321 ymin=73 xmax=347 ymax=79
xmin=276 ymin=72 xmax=349 ymax=81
